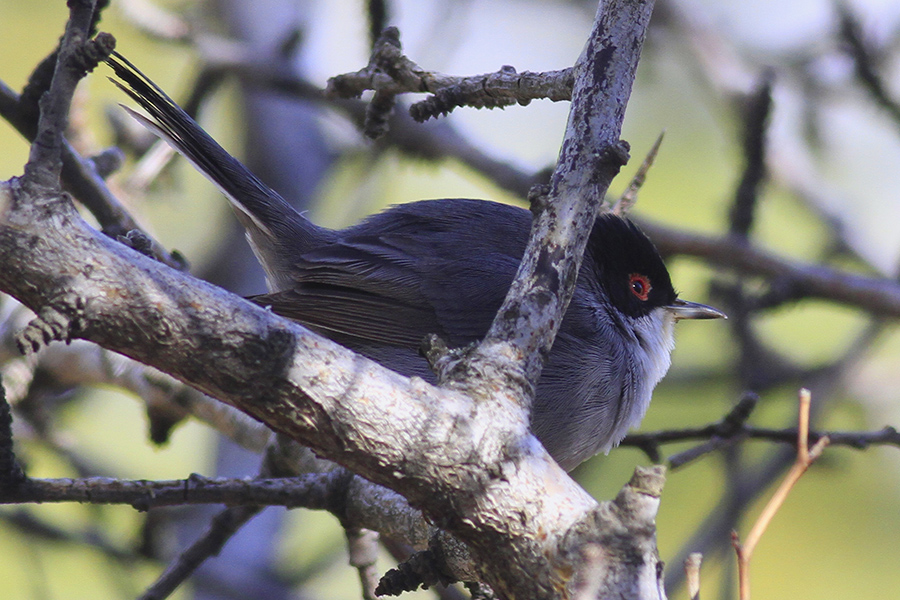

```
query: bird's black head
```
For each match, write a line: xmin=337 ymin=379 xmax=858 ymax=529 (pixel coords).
xmin=586 ymin=214 xmax=677 ymax=318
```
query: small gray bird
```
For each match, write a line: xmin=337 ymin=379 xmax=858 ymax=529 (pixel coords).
xmin=108 ymin=53 xmax=724 ymax=471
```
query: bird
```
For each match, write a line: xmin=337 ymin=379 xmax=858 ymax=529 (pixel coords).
xmin=106 ymin=52 xmax=725 ymax=471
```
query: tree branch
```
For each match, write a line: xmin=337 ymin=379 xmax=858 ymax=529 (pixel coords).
xmin=326 ymin=26 xmax=573 ymax=135
xmin=0 ymin=1 xmax=665 ymax=597
xmin=461 ymin=0 xmax=655 ymax=407
xmin=0 ymin=473 xmax=336 ymax=510
xmin=22 ymin=1 xmax=108 ymax=191
xmin=0 ymin=373 xmax=25 ymax=488
xmin=0 ymin=65 xmax=183 ymax=268
xmin=620 ymin=392 xmax=900 ymax=468
xmin=641 ymin=219 xmax=900 ymax=316
xmin=837 ymin=5 xmax=900 ymax=133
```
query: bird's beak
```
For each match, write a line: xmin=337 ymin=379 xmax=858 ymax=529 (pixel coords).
xmin=667 ymin=299 xmax=727 ymax=321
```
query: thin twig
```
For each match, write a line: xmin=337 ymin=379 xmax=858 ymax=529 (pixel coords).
xmin=684 ymin=553 xmax=702 ymax=600
xmin=612 ymin=130 xmax=665 ymax=216
xmin=657 ymin=1 xmax=888 ymax=274
xmin=619 ymin=388 xmax=895 ymax=467
xmin=137 ymin=442 xmax=326 ymax=600
xmin=0 ymin=373 xmax=26 ymax=487
xmin=326 ymin=27 xmax=574 ymax=133
xmin=367 ymin=0 xmax=391 ymax=50
xmin=837 ymin=5 xmax=900 ymax=132
xmin=23 ymin=2 xmax=112 ymax=193
xmin=345 ymin=528 xmax=381 ymax=600
xmin=0 ymin=78 xmax=183 ymax=268
xmin=139 ymin=504 xmax=262 ymax=600
xmin=665 ymin=317 xmax=882 ymax=592
xmin=729 ymin=71 xmax=773 ymax=238
xmin=732 ymin=389 xmax=830 ymax=600
xmin=0 ymin=473 xmax=335 ymax=510
xmin=661 ymin=424 xmax=896 ymax=468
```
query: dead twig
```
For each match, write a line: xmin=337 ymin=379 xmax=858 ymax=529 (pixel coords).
xmin=684 ymin=553 xmax=702 ymax=600
xmin=326 ymin=27 xmax=574 ymax=137
xmin=611 ymin=130 xmax=665 ymax=216
xmin=731 ymin=389 xmax=830 ymax=600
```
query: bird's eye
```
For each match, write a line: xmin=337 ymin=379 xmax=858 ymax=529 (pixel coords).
xmin=629 ymin=273 xmax=651 ymax=301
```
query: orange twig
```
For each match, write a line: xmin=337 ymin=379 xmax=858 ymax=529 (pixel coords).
xmin=733 ymin=388 xmax=830 ymax=600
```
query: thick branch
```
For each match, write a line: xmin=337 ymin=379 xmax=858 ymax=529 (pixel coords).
xmin=465 ymin=0 xmax=655 ymax=407
xmin=0 ymin=175 xmax=656 ymax=597
xmin=0 ymin=1 xmax=665 ymax=597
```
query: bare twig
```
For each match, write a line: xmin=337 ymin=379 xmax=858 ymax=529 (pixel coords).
xmin=665 ymin=317 xmax=881 ymax=592
xmin=0 ymin=374 xmax=25 ymax=487
xmin=656 ymin=1 xmax=887 ymax=273
xmin=623 ymin=392 xmax=759 ymax=464
xmin=661 ymin=423 xmax=896 ymax=468
xmin=0 ymin=78 xmax=182 ymax=268
xmin=138 ymin=442 xmax=330 ymax=600
xmin=837 ymin=4 xmax=900 ymax=132
xmin=367 ymin=1 xmax=391 ymax=50
xmin=326 ymin=27 xmax=574 ymax=134
xmin=732 ymin=389 xmax=830 ymax=600
xmin=641 ymin=219 xmax=900 ymax=317
xmin=685 ymin=553 xmax=702 ymax=600
xmin=620 ymin=391 xmax=895 ymax=468
xmin=729 ymin=71 xmax=773 ymax=238
xmin=0 ymin=473 xmax=335 ymax=510
xmin=0 ymin=2 xmax=180 ymax=267
xmin=139 ymin=504 xmax=262 ymax=600
xmin=612 ymin=130 xmax=665 ymax=216
xmin=345 ymin=527 xmax=381 ymax=600
xmin=22 ymin=2 xmax=114 ymax=193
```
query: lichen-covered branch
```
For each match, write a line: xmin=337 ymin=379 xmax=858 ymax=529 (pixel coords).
xmin=469 ymin=0 xmax=656 ymax=405
xmin=0 ymin=0 xmax=667 ymax=596
xmin=326 ymin=26 xmax=574 ymax=137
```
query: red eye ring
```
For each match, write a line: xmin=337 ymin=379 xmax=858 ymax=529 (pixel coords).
xmin=629 ymin=273 xmax=651 ymax=301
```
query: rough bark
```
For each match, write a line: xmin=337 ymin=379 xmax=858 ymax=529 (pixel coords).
xmin=0 ymin=1 xmax=664 ymax=598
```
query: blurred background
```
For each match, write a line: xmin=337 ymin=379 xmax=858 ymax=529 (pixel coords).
xmin=2 ymin=0 xmax=900 ymax=599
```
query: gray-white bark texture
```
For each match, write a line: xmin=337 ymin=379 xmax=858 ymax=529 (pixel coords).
xmin=0 ymin=0 xmax=666 ymax=598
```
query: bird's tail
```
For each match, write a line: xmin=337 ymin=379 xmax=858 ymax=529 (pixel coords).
xmin=106 ymin=52 xmax=328 ymax=278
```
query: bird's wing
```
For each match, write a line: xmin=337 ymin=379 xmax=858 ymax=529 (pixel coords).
xmin=250 ymin=282 xmax=446 ymax=348
xmin=251 ymin=200 xmax=529 ymax=350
